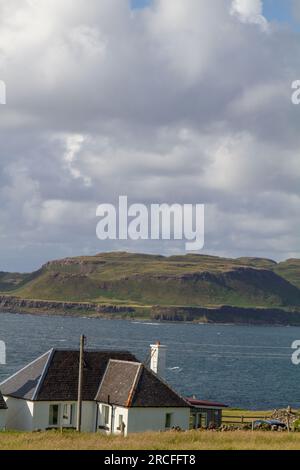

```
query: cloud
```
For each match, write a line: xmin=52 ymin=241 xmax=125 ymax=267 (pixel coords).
xmin=230 ymin=0 xmax=268 ymax=29
xmin=0 ymin=0 xmax=299 ymax=270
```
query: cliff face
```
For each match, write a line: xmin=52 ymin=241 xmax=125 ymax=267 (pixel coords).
xmin=0 ymin=296 xmax=135 ymax=317
xmin=151 ymin=305 xmax=300 ymax=325
xmin=0 ymin=295 xmax=300 ymax=326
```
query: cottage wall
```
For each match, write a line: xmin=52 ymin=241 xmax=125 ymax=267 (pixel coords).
xmin=3 ymin=399 xmax=97 ymax=432
xmin=33 ymin=401 xmax=96 ymax=432
xmin=0 ymin=409 xmax=7 ymax=430
xmin=97 ymin=404 xmax=190 ymax=436
xmin=126 ymin=407 xmax=190 ymax=434
xmin=4 ymin=397 xmax=34 ymax=431
xmin=97 ymin=404 xmax=129 ymax=435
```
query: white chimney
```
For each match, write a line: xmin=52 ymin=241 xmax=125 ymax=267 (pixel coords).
xmin=150 ymin=342 xmax=167 ymax=377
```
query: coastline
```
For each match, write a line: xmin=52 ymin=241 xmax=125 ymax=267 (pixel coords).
xmin=0 ymin=295 xmax=300 ymax=326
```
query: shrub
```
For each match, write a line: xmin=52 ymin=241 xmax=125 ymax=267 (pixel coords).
xmin=293 ymin=419 xmax=300 ymax=432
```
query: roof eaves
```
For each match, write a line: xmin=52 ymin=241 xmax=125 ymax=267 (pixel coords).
xmin=0 ymin=349 xmax=53 ymax=389
xmin=32 ymin=348 xmax=55 ymax=401
xmin=126 ymin=363 xmax=143 ymax=408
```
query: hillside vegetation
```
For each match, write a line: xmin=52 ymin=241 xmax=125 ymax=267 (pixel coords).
xmin=0 ymin=252 xmax=300 ymax=323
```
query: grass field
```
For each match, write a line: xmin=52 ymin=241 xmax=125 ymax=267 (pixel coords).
xmin=1 ymin=429 xmax=300 ymax=450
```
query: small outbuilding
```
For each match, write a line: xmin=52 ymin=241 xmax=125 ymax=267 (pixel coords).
xmin=186 ymin=397 xmax=228 ymax=429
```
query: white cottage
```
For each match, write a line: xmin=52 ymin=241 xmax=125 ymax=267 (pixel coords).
xmin=0 ymin=390 xmax=7 ymax=430
xmin=0 ymin=345 xmax=190 ymax=435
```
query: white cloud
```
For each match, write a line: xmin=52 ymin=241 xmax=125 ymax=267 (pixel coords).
xmin=62 ymin=134 xmax=91 ymax=186
xmin=230 ymin=0 xmax=268 ymax=29
xmin=0 ymin=0 xmax=299 ymax=270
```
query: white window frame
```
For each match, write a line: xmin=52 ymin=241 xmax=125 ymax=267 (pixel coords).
xmin=62 ymin=403 xmax=75 ymax=427
xmin=49 ymin=404 xmax=60 ymax=427
xmin=102 ymin=404 xmax=110 ymax=427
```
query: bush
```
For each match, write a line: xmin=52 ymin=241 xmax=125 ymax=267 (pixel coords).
xmin=293 ymin=419 xmax=300 ymax=432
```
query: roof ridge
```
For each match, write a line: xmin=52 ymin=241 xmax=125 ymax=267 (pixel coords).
xmin=126 ymin=363 xmax=143 ymax=408
xmin=0 ymin=349 xmax=53 ymax=387
xmin=32 ymin=348 xmax=55 ymax=401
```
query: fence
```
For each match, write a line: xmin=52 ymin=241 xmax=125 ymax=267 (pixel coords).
xmin=222 ymin=414 xmax=269 ymax=426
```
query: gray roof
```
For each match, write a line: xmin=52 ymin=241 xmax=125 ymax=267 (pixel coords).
xmin=0 ymin=390 xmax=7 ymax=410
xmin=96 ymin=359 xmax=189 ymax=408
xmin=1 ymin=350 xmax=189 ymax=408
xmin=0 ymin=349 xmax=137 ymax=401
xmin=0 ymin=350 xmax=51 ymax=400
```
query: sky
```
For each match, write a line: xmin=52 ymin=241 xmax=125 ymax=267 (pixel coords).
xmin=0 ymin=0 xmax=300 ymax=272
xmin=131 ymin=0 xmax=296 ymax=23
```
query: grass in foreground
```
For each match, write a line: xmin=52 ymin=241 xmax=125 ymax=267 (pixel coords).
xmin=1 ymin=430 xmax=300 ymax=450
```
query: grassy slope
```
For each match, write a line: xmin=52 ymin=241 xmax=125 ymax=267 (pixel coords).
xmin=274 ymin=259 xmax=300 ymax=290
xmin=1 ymin=430 xmax=300 ymax=450
xmin=6 ymin=252 xmax=300 ymax=310
xmin=0 ymin=272 xmax=33 ymax=292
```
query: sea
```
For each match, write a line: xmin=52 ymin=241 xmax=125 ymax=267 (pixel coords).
xmin=1 ymin=312 xmax=300 ymax=410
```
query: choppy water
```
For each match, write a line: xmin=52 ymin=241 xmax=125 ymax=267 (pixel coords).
xmin=1 ymin=312 xmax=300 ymax=410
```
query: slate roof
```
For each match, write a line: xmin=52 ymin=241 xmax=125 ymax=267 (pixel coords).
xmin=0 ymin=350 xmax=51 ymax=400
xmin=0 ymin=350 xmax=189 ymax=408
xmin=96 ymin=359 xmax=189 ymax=408
xmin=186 ymin=398 xmax=228 ymax=409
xmin=96 ymin=360 xmax=141 ymax=407
xmin=0 ymin=390 xmax=7 ymax=410
xmin=0 ymin=350 xmax=137 ymax=401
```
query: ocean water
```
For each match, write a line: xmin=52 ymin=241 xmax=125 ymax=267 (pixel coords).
xmin=1 ymin=312 xmax=300 ymax=410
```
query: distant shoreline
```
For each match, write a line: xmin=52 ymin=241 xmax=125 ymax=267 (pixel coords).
xmin=1 ymin=295 xmax=300 ymax=326
xmin=2 ymin=310 xmax=300 ymax=329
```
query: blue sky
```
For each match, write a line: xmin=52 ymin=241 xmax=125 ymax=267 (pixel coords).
xmin=264 ymin=0 xmax=294 ymax=23
xmin=131 ymin=0 xmax=298 ymax=27
xmin=131 ymin=0 xmax=152 ymax=9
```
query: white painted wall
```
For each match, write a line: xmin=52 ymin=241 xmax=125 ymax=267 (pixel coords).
xmin=33 ymin=401 xmax=96 ymax=432
xmin=150 ymin=344 xmax=167 ymax=378
xmin=81 ymin=402 xmax=97 ymax=432
xmin=97 ymin=404 xmax=190 ymax=436
xmin=3 ymin=398 xmax=97 ymax=432
xmin=4 ymin=397 xmax=34 ymax=431
xmin=0 ymin=410 xmax=7 ymax=430
xmin=97 ymin=404 xmax=129 ymax=435
xmin=127 ymin=407 xmax=190 ymax=434
xmin=4 ymin=397 xmax=190 ymax=435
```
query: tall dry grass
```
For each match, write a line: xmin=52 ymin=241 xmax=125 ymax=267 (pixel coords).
xmin=1 ymin=430 xmax=300 ymax=450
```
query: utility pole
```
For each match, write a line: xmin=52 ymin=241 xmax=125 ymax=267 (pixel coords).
xmin=76 ymin=334 xmax=86 ymax=432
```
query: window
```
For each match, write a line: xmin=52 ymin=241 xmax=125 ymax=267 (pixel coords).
xmin=102 ymin=405 xmax=110 ymax=426
xmin=117 ymin=414 xmax=124 ymax=431
xmin=190 ymin=413 xmax=196 ymax=429
xmin=118 ymin=414 xmax=123 ymax=428
xmin=62 ymin=404 xmax=75 ymax=426
xmin=49 ymin=404 xmax=60 ymax=426
xmin=165 ymin=413 xmax=173 ymax=429
xmin=213 ymin=410 xmax=220 ymax=425
xmin=198 ymin=412 xmax=207 ymax=428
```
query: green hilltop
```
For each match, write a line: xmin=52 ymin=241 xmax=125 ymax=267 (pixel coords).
xmin=2 ymin=253 xmax=300 ymax=314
